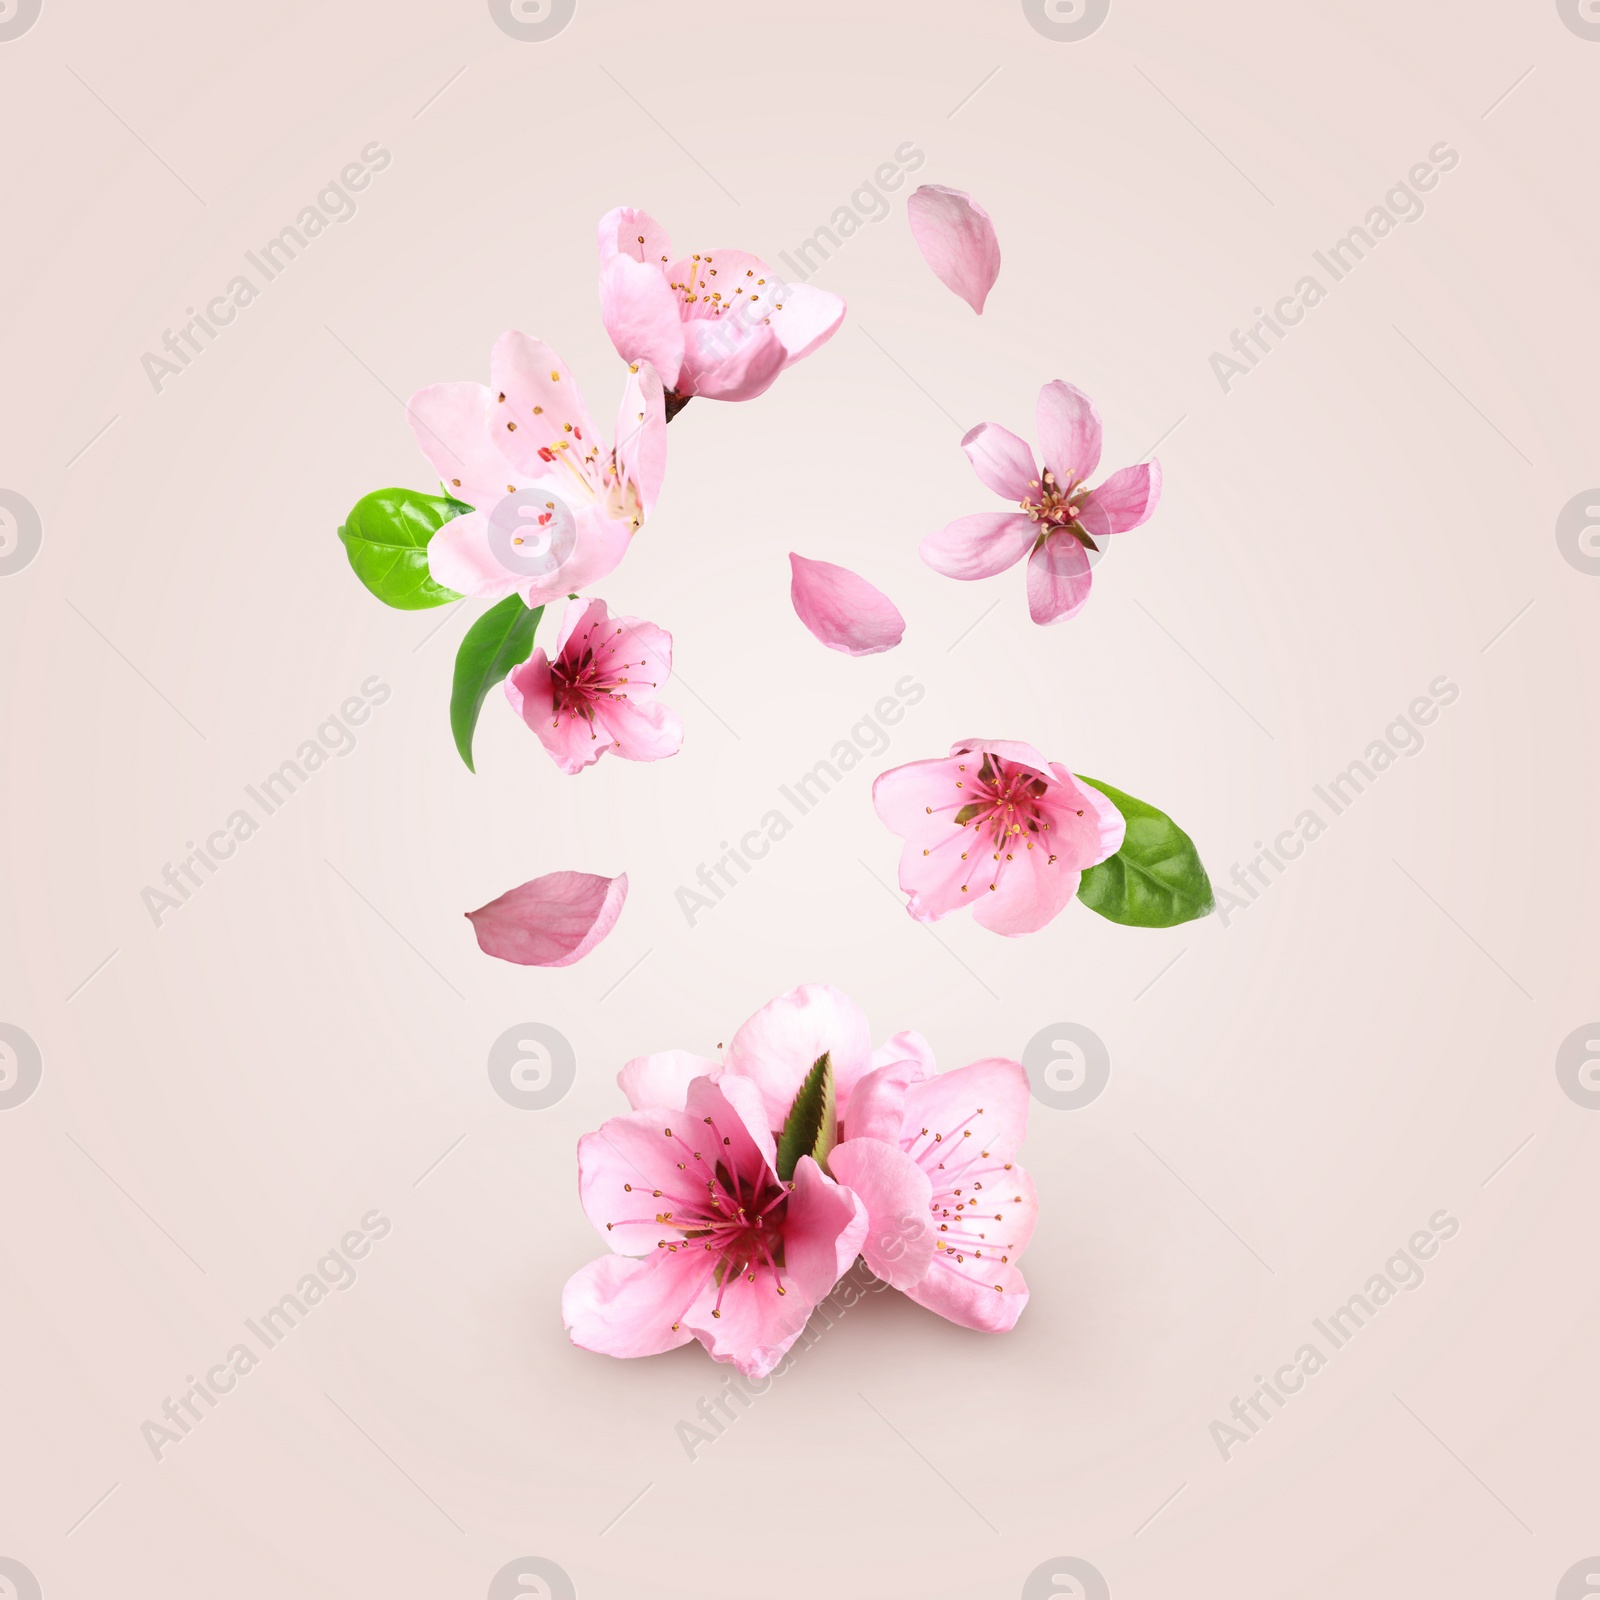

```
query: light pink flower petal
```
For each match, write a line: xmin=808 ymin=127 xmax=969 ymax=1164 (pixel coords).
xmin=1026 ymin=531 xmax=1094 ymax=625
xmin=600 ymin=256 xmax=686 ymax=392
xmin=902 ymin=1243 xmax=1030 ymax=1333
xmin=1077 ymin=459 xmax=1163 ymax=538
xmin=562 ymin=1251 xmax=699 ymax=1359
xmin=576 ymin=1109 xmax=693 ymax=1254
xmin=871 ymin=755 xmax=965 ymax=845
xmin=594 ymin=696 xmax=684 ymax=765
xmin=789 ymin=554 xmax=905 ymax=656
xmin=971 ymin=853 xmax=1082 ymax=935
xmin=920 ymin=512 xmax=1037 ymax=580
xmin=486 ymin=332 xmax=601 ymax=481
xmin=903 ymin=1058 xmax=1032 ymax=1166
xmin=869 ymin=1029 xmax=938 ymax=1077
xmin=407 ymin=382 xmax=520 ymax=510
xmin=949 ymin=736 xmax=1053 ymax=771
xmin=614 ymin=358 xmax=669 ymax=515
xmin=1046 ymin=765 xmax=1127 ymax=867
xmin=961 ymin=422 xmax=1037 ymax=500
xmin=680 ymin=320 xmax=788 ymax=401
xmin=845 ymin=1056 xmax=933 ymax=1143
xmin=596 ymin=205 xmax=674 ymax=267
xmin=724 ymin=984 xmax=874 ymax=1132
xmin=907 ymin=184 xmax=1001 ymax=314
xmin=687 ymin=1073 xmax=780 ymax=1188
xmin=465 ymin=870 xmax=627 ymax=966
xmin=1035 ymin=380 xmax=1102 ymax=488
xmin=617 ymin=1050 xmax=720 ymax=1113
xmin=425 ymin=509 xmax=522 ymax=601
xmin=828 ymin=1138 xmax=935 ymax=1290
xmin=768 ymin=280 xmax=847 ymax=364
xmin=521 ymin=503 xmax=634 ymax=607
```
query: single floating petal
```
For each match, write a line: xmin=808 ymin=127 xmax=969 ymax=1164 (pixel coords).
xmin=907 ymin=184 xmax=1001 ymax=314
xmin=789 ymin=553 xmax=906 ymax=656
xmin=466 ymin=870 xmax=627 ymax=966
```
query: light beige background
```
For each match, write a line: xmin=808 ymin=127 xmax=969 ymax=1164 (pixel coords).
xmin=2 ymin=0 xmax=1597 ymax=1595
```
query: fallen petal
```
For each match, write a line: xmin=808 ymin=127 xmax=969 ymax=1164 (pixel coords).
xmin=907 ymin=185 xmax=1002 ymax=314
xmin=789 ymin=553 xmax=905 ymax=656
xmin=466 ymin=871 xmax=627 ymax=966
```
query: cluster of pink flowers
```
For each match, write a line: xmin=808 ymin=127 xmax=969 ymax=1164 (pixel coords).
xmin=407 ymin=208 xmax=848 ymax=779
xmin=563 ymin=986 xmax=1037 ymax=1377
xmin=346 ymin=185 xmax=1207 ymax=1366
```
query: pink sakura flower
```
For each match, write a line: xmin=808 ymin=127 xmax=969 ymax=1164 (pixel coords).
xmin=921 ymin=380 xmax=1162 ymax=624
xmin=873 ymin=738 xmax=1125 ymax=936
xmin=597 ymin=207 xmax=846 ymax=407
xmin=562 ymin=1072 xmax=867 ymax=1379
xmin=832 ymin=1052 xmax=1037 ymax=1331
xmin=504 ymin=597 xmax=682 ymax=774
xmin=906 ymin=184 xmax=1002 ymax=314
xmin=465 ymin=869 xmax=627 ymax=967
xmin=408 ymin=330 xmax=666 ymax=608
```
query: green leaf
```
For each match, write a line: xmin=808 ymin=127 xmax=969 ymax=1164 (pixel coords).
xmin=450 ymin=595 xmax=543 ymax=773
xmin=775 ymin=1052 xmax=836 ymax=1182
xmin=336 ymin=488 xmax=469 ymax=610
xmin=1074 ymin=776 xmax=1214 ymax=928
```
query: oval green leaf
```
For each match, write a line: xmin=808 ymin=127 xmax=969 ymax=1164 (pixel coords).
xmin=337 ymin=488 xmax=469 ymax=610
xmin=450 ymin=594 xmax=542 ymax=773
xmin=1075 ymin=776 xmax=1214 ymax=928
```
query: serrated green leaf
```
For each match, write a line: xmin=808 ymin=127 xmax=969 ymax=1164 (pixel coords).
xmin=775 ymin=1052 xmax=835 ymax=1182
xmin=449 ymin=594 xmax=542 ymax=773
xmin=336 ymin=487 xmax=469 ymax=610
xmin=1075 ymin=775 xmax=1214 ymax=928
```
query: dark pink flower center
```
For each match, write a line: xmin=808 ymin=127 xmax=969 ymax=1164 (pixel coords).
xmin=605 ymin=1112 xmax=793 ymax=1328
xmin=922 ymin=753 xmax=1085 ymax=896
xmin=549 ymin=619 xmax=654 ymax=731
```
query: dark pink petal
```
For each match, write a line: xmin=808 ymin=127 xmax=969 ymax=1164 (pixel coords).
xmin=920 ymin=512 xmax=1036 ymax=580
xmin=1026 ymin=532 xmax=1094 ymax=625
xmin=961 ymin=422 xmax=1037 ymax=500
xmin=907 ymin=184 xmax=1001 ymax=314
xmin=465 ymin=870 xmax=627 ymax=966
xmin=789 ymin=554 xmax=906 ymax=656
xmin=1077 ymin=459 xmax=1163 ymax=538
xmin=1035 ymin=380 xmax=1102 ymax=488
